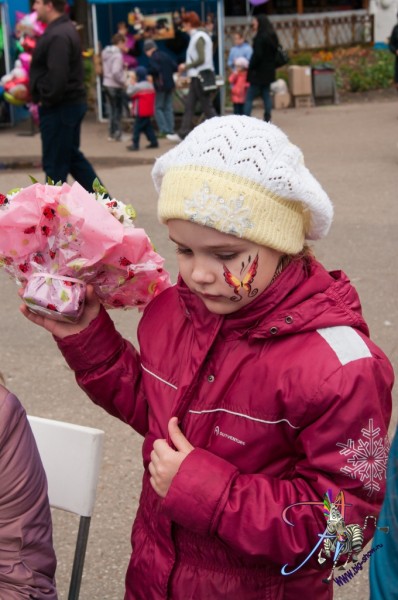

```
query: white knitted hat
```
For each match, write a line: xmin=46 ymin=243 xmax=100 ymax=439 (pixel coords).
xmin=152 ymin=115 xmax=333 ymax=254
xmin=234 ymin=56 xmax=249 ymax=69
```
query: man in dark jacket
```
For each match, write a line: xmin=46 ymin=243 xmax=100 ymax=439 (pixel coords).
xmin=143 ymin=39 xmax=178 ymax=138
xmin=30 ymin=0 xmax=101 ymax=192
xmin=389 ymin=14 xmax=398 ymax=90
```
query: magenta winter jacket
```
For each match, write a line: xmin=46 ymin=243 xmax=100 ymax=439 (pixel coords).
xmin=58 ymin=257 xmax=393 ymax=600
xmin=0 ymin=386 xmax=57 ymax=599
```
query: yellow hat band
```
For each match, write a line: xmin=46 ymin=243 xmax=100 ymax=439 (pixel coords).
xmin=158 ymin=166 xmax=306 ymax=254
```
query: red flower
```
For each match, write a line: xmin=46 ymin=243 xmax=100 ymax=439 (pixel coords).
xmin=18 ymin=262 xmax=30 ymax=273
xmin=106 ymin=200 xmax=118 ymax=208
xmin=43 ymin=206 xmax=56 ymax=220
xmin=112 ymin=299 xmax=125 ymax=307
xmin=49 ymin=250 xmax=56 ymax=259
xmin=63 ymin=280 xmax=75 ymax=286
xmin=41 ymin=225 xmax=50 ymax=237
xmin=24 ymin=225 xmax=36 ymax=234
xmin=119 ymin=256 xmax=132 ymax=267
xmin=47 ymin=304 xmax=57 ymax=311
xmin=33 ymin=253 xmax=45 ymax=264
xmin=0 ymin=194 xmax=8 ymax=206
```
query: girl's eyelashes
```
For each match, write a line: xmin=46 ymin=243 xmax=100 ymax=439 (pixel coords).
xmin=176 ymin=246 xmax=192 ymax=255
xmin=175 ymin=247 xmax=239 ymax=261
xmin=216 ymin=253 xmax=238 ymax=261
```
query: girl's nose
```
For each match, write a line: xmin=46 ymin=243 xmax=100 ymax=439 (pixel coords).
xmin=190 ymin=258 xmax=216 ymax=284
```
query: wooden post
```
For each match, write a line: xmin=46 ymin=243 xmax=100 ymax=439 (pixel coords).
xmin=293 ymin=19 xmax=299 ymax=51
xmin=297 ymin=0 xmax=304 ymax=14
xmin=325 ymin=17 xmax=330 ymax=47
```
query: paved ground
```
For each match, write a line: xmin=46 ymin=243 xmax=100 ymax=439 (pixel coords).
xmin=0 ymin=98 xmax=397 ymax=599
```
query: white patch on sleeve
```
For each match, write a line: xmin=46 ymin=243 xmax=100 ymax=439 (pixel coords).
xmin=317 ymin=326 xmax=372 ymax=366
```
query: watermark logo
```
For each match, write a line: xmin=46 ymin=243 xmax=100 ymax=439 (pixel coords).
xmin=334 ymin=545 xmax=383 ymax=587
xmin=280 ymin=489 xmax=388 ymax=585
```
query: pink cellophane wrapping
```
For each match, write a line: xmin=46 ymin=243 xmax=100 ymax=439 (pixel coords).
xmin=22 ymin=274 xmax=86 ymax=323
xmin=0 ymin=181 xmax=171 ymax=321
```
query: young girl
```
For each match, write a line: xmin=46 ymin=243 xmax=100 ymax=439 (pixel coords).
xmin=0 ymin=373 xmax=57 ymax=599
xmin=228 ymin=56 xmax=249 ymax=115
xmin=21 ymin=115 xmax=393 ymax=599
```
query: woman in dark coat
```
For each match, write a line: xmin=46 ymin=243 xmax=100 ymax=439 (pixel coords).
xmin=244 ymin=14 xmax=278 ymax=122
xmin=389 ymin=15 xmax=398 ymax=90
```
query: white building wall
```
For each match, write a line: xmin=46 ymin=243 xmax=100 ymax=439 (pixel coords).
xmin=369 ymin=0 xmax=398 ymax=44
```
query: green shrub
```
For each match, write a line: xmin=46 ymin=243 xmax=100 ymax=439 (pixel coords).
xmin=332 ymin=48 xmax=394 ymax=92
xmin=290 ymin=51 xmax=313 ymax=66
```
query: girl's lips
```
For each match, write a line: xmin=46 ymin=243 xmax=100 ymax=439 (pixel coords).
xmin=198 ymin=292 xmax=224 ymax=300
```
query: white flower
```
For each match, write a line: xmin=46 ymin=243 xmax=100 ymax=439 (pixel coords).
xmin=184 ymin=183 xmax=253 ymax=237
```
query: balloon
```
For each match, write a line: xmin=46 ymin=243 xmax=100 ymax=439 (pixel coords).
xmin=21 ymin=36 xmax=37 ymax=54
xmin=15 ymin=11 xmax=46 ymax=37
xmin=4 ymin=91 xmax=27 ymax=106
xmin=248 ymin=0 xmax=271 ymax=5
xmin=19 ymin=52 xmax=32 ymax=73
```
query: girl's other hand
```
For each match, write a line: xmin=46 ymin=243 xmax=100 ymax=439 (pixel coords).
xmin=149 ymin=417 xmax=194 ymax=498
xmin=19 ymin=284 xmax=101 ymax=339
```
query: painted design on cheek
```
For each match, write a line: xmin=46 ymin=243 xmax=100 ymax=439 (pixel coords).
xmin=223 ymin=254 xmax=259 ymax=302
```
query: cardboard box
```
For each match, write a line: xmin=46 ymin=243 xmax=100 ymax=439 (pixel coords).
xmin=273 ymin=92 xmax=291 ymax=109
xmin=294 ymin=95 xmax=312 ymax=109
xmin=288 ymin=66 xmax=312 ymax=96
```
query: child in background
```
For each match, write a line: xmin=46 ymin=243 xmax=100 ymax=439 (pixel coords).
xmin=228 ymin=56 xmax=249 ymax=115
xmin=0 ymin=373 xmax=57 ymax=599
xmin=227 ymin=31 xmax=253 ymax=72
xmin=101 ymin=33 xmax=126 ymax=142
xmin=20 ymin=116 xmax=393 ymax=599
xmin=126 ymin=66 xmax=159 ymax=151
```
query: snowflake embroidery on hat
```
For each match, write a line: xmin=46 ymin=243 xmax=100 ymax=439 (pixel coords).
xmin=184 ymin=183 xmax=253 ymax=237
xmin=336 ymin=419 xmax=390 ymax=497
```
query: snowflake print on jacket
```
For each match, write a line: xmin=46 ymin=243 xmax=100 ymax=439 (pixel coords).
xmin=337 ymin=419 xmax=390 ymax=496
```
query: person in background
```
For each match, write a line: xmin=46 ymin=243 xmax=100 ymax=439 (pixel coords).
xmin=126 ymin=65 xmax=158 ymax=151
xmin=369 ymin=425 xmax=398 ymax=599
xmin=163 ymin=11 xmax=190 ymax=64
xmin=102 ymin=33 xmax=126 ymax=142
xmin=244 ymin=14 xmax=278 ymax=123
xmin=143 ymin=39 xmax=178 ymax=139
xmin=117 ymin=21 xmax=139 ymax=70
xmin=388 ymin=14 xmax=398 ymax=91
xmin=228 ymin=56 xmax=249 ymax=115
xmin=227 ymin=31 xmax=253 ymax=72
xmin=30 ymin=0 xmax=103 ymax=192
xmin=170 ymin=11 xmax=217 ymax=142
xmin=0 ymin=372 xmax=57 ymax=599
xmin=204 ymin=12 xmax=218 ymax=61
xmin=20 ymin=115 xmax=394 ymax=599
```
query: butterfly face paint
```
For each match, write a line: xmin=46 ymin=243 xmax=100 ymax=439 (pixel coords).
xmin=168 ymin=219 xmax=283 ymax=316
xmin=223 ymin=254 xmax=259 ymax=302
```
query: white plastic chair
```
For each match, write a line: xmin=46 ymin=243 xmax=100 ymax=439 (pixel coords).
xmin=27 ymin=415 xmax=104 ymax=600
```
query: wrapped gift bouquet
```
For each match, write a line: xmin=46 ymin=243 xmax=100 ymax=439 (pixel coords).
xmin=0 ymin=181 xmax=171 ymax=322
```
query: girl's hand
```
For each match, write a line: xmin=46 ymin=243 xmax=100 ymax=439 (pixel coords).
xmin=149 ymin=417 xmax=194 ymax=498
xmin=19 ymin=284 xmax=101 ymax=339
